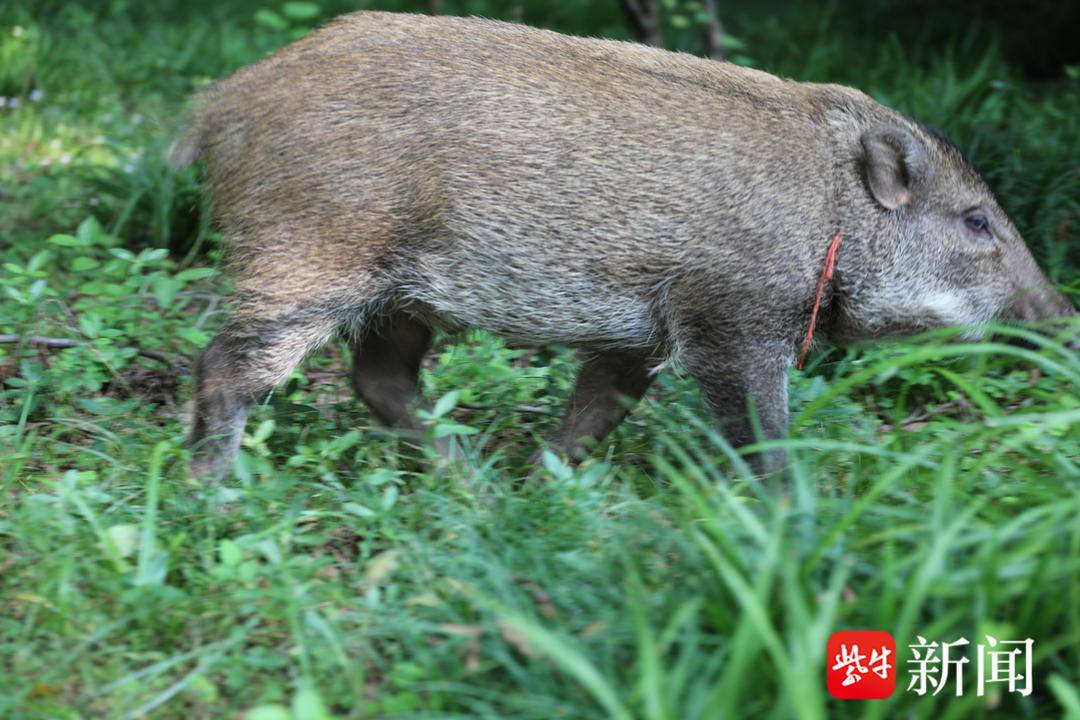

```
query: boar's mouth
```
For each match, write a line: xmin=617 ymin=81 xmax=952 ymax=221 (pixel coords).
xmin=996 ymin=285 xmax=1079 ymax=350
xmin=1004 ymin=285 xmax=1077 ymax=323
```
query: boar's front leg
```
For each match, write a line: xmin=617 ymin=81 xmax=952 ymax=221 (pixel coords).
xmin=679 ymin=338 xmax=792 ymax=474
xmin=541 ymin=350 xmax=655 ymax=463
xmin=350 ymin=310 xmax=436 ymax=441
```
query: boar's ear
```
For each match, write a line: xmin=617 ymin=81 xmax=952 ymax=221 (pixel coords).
xmin=860 ymin=126 xmax=928 ymax=210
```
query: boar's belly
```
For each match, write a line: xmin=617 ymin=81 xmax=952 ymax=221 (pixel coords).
xmin=396 ymin=262 xmax=659 ymax=347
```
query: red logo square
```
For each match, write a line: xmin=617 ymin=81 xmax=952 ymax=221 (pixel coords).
xmin=827 ymin=630 xmax=896 ymax=699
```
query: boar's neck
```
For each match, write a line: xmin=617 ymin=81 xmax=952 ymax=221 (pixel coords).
xmin=809 ymin=87 xmax=906 ymax=344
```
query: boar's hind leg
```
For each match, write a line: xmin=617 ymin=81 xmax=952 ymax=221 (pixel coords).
xmin=189 ymin=310 xmax=341 ymax=480
xmin=540 ymin=350 xmax=655 ymax=464
xmin=350 ymin=310 xmax=435 ymax=441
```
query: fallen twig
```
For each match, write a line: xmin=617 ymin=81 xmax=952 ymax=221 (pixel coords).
xmin=0 ymin=334 xmax=178 ymax=366
xmin=459 ymin=401 xmax=556 ymax=416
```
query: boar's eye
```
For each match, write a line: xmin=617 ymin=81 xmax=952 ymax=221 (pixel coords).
xmin=964 ymin=212 xmax=990 ymax=236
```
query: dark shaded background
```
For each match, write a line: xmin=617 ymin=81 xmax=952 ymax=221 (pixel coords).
xmin=20 ymin=0 xmax=1080 ymax=78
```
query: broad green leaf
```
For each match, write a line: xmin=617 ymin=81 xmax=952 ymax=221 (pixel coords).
xmin=244 ymin=706 xmax=290 ymax=720
xmin=282 ymin=1 xmax=320 ymax=21
xmin=152 ymin=275 xmax=184 ymax=309
xmin=175 ymin=267 xmax=216 ymax=282
xmin=76 ymin=216 xmax=105 ymax=245
xmin=432 ymin=422 xmax=478 ymax=438
xmin=292 ymin=684 xmax=332 ymax=720
xmin=254 ymin=9 xmax=288 ymax=30
xmin=343 ymin=502 xmax=376 ymax=518
xmin=219 ymin=539 xmax=242 ymax=567
xmin=252 ymin=419 xmax=275 ymax=443
xmin=106 ymin=524 xmax=140 ymax=558
xmin=47 ymin=233 xmax=81 ymax=247
xmin=430 ymin=390 xmax=460 ymax=419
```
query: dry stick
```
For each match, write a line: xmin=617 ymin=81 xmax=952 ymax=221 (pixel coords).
xmin=619 ymin=0 xmax=662 ymax=47
xmin=459 ymin=401 xmax=555 ymax=416
xmin=194 ymin=294 xmax=221 ymax=329
xmin=701 ymin=0 xmax=726 ymax=60
xmin=0 ymin=334 xmax=178 ymax=365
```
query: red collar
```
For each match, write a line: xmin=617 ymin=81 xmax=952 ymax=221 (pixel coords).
xmin=795 ymin=231 xmax=843 ymax=370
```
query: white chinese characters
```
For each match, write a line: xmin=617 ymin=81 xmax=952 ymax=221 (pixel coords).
xmin=906 ymin=636 xmax=1033 ymax=697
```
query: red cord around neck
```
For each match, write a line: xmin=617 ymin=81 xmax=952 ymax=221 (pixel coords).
xmin=795 ymin=231 xmax=843 ymax=370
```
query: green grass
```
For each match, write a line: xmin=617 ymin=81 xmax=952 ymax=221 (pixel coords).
xmin=2 ymin=1 xmax=1079 ymax=718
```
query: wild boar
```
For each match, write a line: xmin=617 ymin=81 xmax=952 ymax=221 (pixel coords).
xmin=172 ymin=11 xmax=1076 ymax=478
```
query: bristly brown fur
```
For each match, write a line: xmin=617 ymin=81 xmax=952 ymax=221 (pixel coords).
xmin=178 ymin=11 xmax=1075 ymax=479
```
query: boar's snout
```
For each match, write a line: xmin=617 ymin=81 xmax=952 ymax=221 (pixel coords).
xmin=1008 ymin=284 xmax=1077 ymax=323
xmin=999 ymin=235 xmax=1077 ymax=347
xmin=1004 ymin=281 xmax=1079 ymax=351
